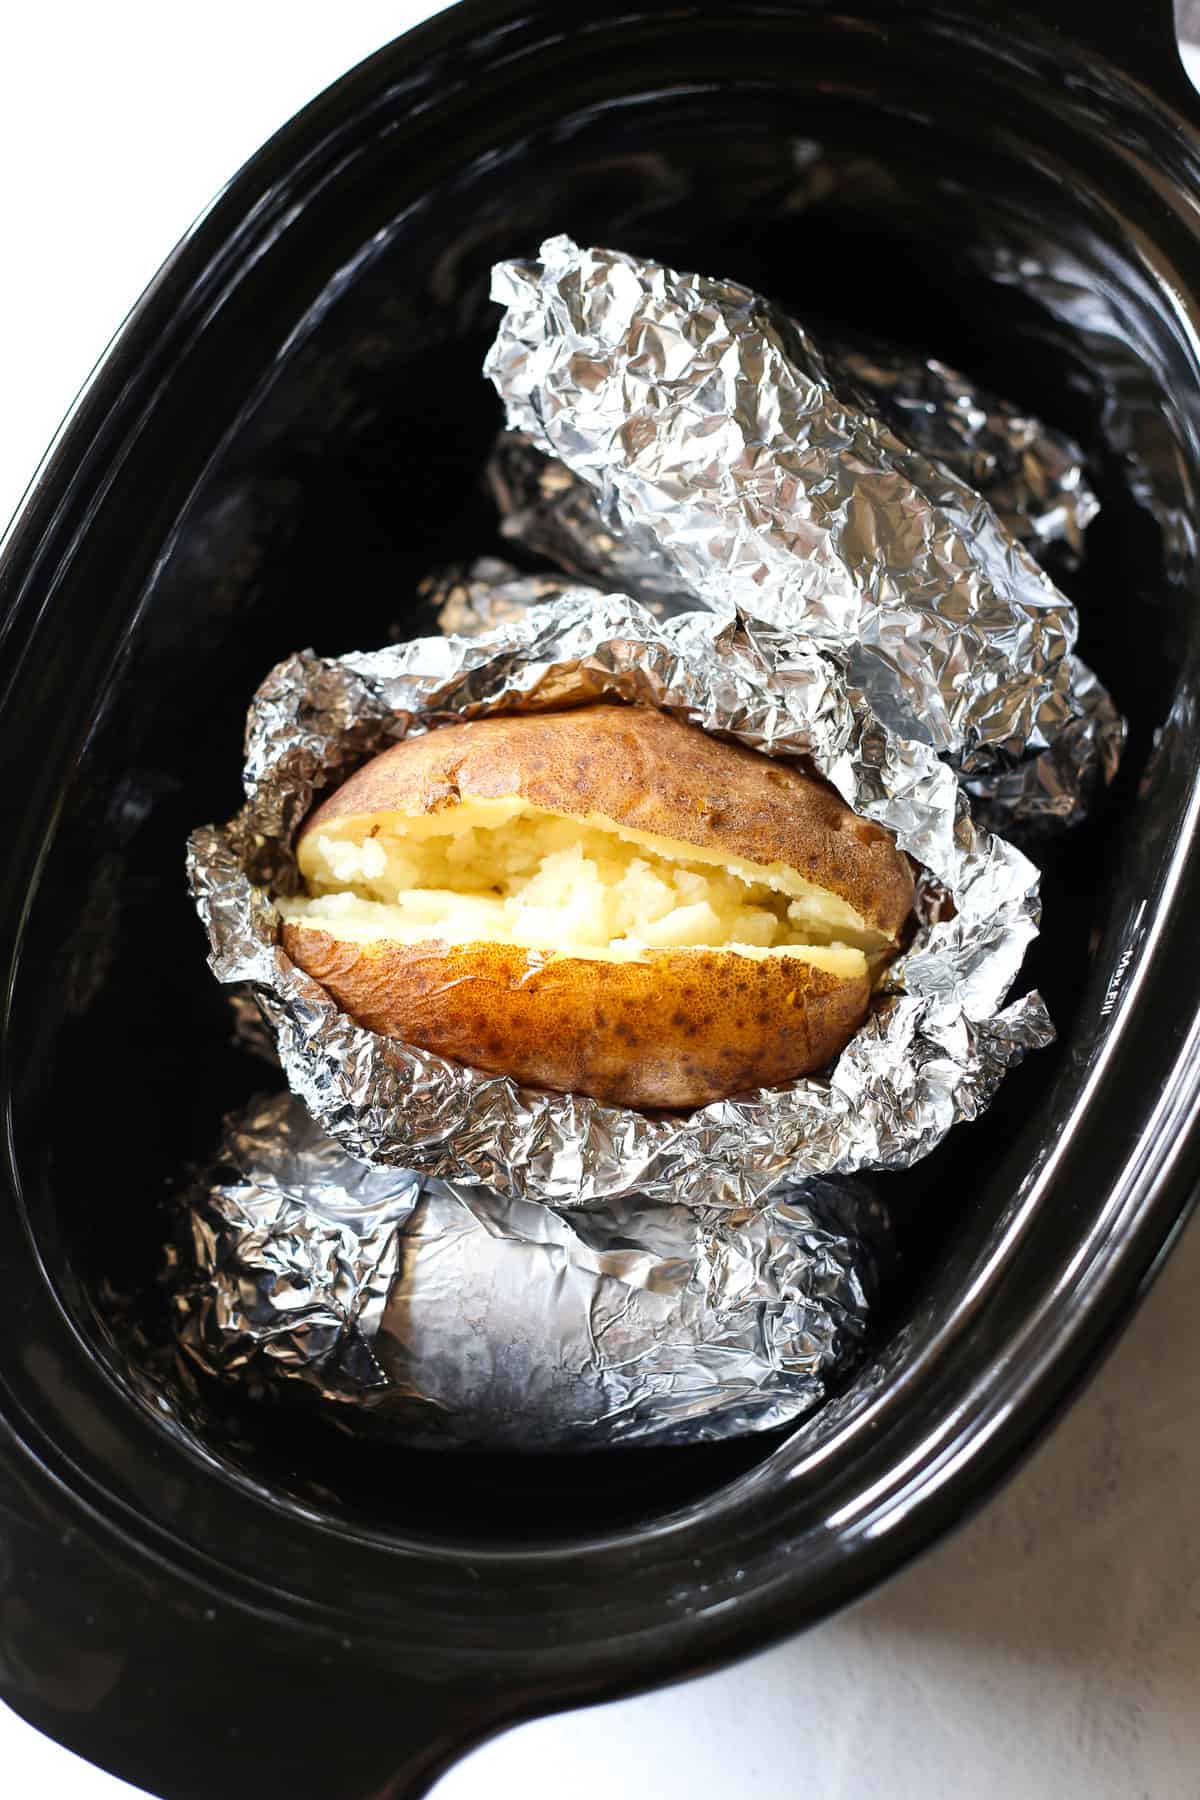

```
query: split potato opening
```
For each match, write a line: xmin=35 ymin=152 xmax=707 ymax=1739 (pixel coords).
xmin=276 ymin=706 xmax=915 ymax=1110
xmin=279 ymin=799 xmax=888 ymax=980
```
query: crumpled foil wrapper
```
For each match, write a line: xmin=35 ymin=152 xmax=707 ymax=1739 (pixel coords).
xmin=417 ymin=557 xmax=572 ymax=637
xmin=169 ymin=1091 xmax=884 ymax=1451
xmin=486 ymin=343 xmax=1099 ymax=619
xmin=484 ymin=236 xmax=1124 ymax=829
xmin=821 ymin=341 xmax=1101 ymax=567
xmin=430 ymin=557 xmax=578 ymax=636
xmin=187 ymin=590 xmax=1052 ymax=1209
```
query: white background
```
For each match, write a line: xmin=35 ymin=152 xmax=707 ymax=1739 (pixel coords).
xmin=4 ymin=6 xmax=1200 ymax=1797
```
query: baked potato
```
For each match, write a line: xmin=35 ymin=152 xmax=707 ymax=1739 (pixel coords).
xmin=278 ymin=704 xmax=915 ymax=1109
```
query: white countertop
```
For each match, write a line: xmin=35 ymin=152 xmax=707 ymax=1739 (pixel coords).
xmin=4 ymin=7 xmax=1200 ymax=1797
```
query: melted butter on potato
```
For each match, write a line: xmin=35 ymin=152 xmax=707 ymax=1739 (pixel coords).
xmin=277 ymin=796 xmax=882 ymax=979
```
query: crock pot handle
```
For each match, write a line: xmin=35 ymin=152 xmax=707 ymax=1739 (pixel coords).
xmin=1013 ymin=0 xmax=1200 ymax=119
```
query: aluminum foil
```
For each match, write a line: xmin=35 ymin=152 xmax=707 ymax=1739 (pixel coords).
xmin=486 ymin=343 xmax=1099 ymax=618
xmin=427 ymin=558 xmax=1120 ymax=837
xmin=416 ymin=556 xmax=572 ymax=637
xmin=823 ymin=342 xmax=1100 ymax=567
xmin=486 ymin=436 xmax=695 ymax=618
xmin=484 ymin=236 xmax=1124 ymax=829
xmin=169 ymin=1090 xmax=884 ymax=1451
xmin=187 ymin=590 xmax=1052 ymax=1210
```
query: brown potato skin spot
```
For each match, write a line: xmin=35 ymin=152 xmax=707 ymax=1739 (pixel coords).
xmin=282 ymin=924 xmax=871 ymax=1110
xmin=298 ymin=704 xmax=914 ymax=943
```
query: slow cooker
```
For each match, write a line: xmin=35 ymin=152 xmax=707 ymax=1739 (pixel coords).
xmin=3 ymin=2 xmax=1200 ymax=1794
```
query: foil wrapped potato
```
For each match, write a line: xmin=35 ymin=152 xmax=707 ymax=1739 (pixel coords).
xmin=278 ymin=704 xmax=914 ymax=1108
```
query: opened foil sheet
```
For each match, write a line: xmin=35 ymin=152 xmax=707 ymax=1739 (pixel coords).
xmin=187 ymin=591 xmax=1052 ymax=1210
xmin=169 ymin=1091 xmax=883 ymax=1451
xmin=484 ymin=236 xmax=1124 ymax=829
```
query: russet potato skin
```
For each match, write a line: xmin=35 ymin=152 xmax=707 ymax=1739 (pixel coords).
xmin=298 ymin=704 xmax=915 ymax=943
xmin=279 ymin=924 xmax=871 ymax=1110
xmin=284 ymin=704 xmax=915 ymax=1109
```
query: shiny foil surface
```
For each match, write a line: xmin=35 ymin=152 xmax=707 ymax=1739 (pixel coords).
xmin=170 ymin=1092 xmax=882 ymax=1451
xmin=187 ymin=591 xmax=1052 ymax=1209
xmin=485 ymin=237 xmax=1123 ymax=829
xmin=485 ymin=341 xmax=1100 ymax=618
xmin=818 ymin=340 xmax=1100 ymax=567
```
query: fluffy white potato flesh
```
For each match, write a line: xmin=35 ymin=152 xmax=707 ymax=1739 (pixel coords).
xmin=278 ymin=798 xmax=887 ymax=977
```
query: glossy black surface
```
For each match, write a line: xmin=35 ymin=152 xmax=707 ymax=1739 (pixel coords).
xmin=4 ymin=2 xmax=1200 ymax=1795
